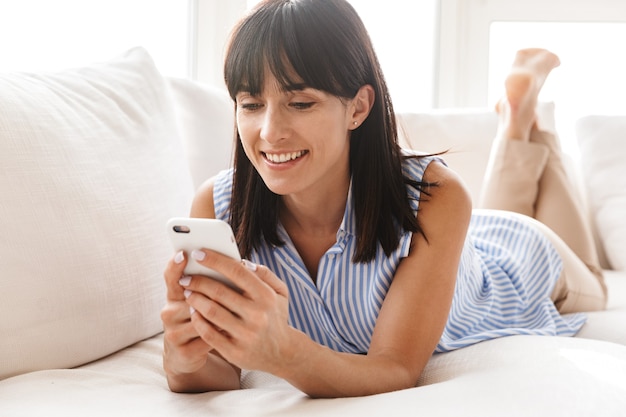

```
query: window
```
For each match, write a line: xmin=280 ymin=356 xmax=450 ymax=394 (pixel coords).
xmin=488 ymin=21 xmax=626 ymax=156
xmin=439 ymin=0 xmax=626 ymax=157
xmin=348 ymin=1 xmax=438 ymax=112
xmin=7 ymin=0 xmax=624 ymax=151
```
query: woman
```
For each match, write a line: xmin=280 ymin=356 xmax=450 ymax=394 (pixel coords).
xmin=161 ymin=0 xmax=607 ymax=398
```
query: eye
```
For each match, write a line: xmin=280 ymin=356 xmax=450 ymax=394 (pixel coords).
xmin=290 ymin=102 xmax=314 ymax=110
xmin=239 ymin=102 xmax=263 ymax=111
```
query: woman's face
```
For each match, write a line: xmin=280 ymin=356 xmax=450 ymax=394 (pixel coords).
xmin=235 ymin=74 xmax=356 ymax=199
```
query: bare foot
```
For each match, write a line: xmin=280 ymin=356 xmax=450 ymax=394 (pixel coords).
xmin=497 ymin=49 xmax=560 ymax=140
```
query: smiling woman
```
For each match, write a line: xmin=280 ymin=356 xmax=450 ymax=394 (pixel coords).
xmin=0 ymin=0 xmax=189 ymax=76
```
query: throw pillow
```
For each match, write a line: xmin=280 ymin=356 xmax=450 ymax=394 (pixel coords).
xmin=397 ymin=102 xmax=556 ymax=205
xmin=576 ymin=115 xmax=626 ymax=271
xmin=0 ymin=47 xmax=195 ymax=379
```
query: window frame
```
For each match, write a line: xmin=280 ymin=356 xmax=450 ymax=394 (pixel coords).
xmin=437 ymin=0 xmax=626 ymax=107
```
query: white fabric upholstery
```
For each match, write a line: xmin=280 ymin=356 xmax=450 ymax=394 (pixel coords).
xmin=0 ymin=48 xmax=195 ymax=379
xmin=1 ymin=48 xmax=626 ymax=416
xmin=397 ymin=108 xmax=497 ymax=205
xmin=168 ymin=77 xmax=235 ymax=190
xmin=577 ymin=271 xmax=626 ymax=346
xmin=2 ymin=317 xmax=626 ymax=416
xmin=576 ymin=115 xmax=626 ymax=271
xmin=396 ymin=102 xmax=557 ymax=206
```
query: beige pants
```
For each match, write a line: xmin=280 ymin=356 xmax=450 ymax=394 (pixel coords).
xmin=478 ymin=127 xmax=607 ymax=313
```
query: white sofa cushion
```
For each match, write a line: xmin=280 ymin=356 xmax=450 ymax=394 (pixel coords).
xmin=167 ymin=78 xmax=235 ymax=190
xmin=576 ymin=115 xmax=626 ymax=271
xmin=396 ymin=102 xmax=557 ymax=206
xmin=397 ymin=108 xmax=498 ymax=205
xmin=0 ymin=47 xmax=195 ymax=379
xmin=1 ymin=332 xmax=625 ymax=417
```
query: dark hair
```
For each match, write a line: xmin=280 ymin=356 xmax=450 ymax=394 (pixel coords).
xmin=224 ymin=0 xmax=433 ymax=262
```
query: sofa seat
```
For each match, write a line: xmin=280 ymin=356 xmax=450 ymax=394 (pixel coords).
xmin=576 ymin=270 xmax=626 ymax=346
xmin=1 ymin=272 xmax=624 ymax=417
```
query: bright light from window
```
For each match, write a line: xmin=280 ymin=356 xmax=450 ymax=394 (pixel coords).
xmin=0 ymin=0 xmax=189 ymax=77
xmin=488 ymin=22 xmax=626 ymax=157
xmin=349 ymin=0 xmax=437 ymax=112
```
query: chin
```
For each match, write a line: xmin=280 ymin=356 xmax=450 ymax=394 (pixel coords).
xmin=263 ymin=182 xmax=295 ymax=197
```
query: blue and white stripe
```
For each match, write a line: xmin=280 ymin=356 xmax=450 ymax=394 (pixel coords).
xmin=213 ymin=155 xmax=586 ymax=354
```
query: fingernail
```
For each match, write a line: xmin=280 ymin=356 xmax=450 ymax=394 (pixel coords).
xmin=174 ymin=250 xmax=184 ymax=264
xmin=242 ymin=259 xmax=257 ymax=271
xmin=183 ymin=289 xmax=192 ymax=299
xmin=191 ymin=249 xmax=206 ymax=261
xmin=189 ymin=306 xmax=196 ymax=316
xmin=179 ymin=276 xmax=191 ymax=286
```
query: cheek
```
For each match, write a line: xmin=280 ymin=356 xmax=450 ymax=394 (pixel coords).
xmin=238 ymin=136 xmax=256 ymax=162
xmin=236 ymin=129 xmax=260 ymax=167
xmin=236 ymin=117 xmax=255 ymax=148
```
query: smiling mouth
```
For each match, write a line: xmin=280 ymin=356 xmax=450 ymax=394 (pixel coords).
xmin=263 ymin=150 xmax=308 ymax=164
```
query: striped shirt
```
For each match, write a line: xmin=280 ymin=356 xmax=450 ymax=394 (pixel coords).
xmin=213 ymin=155 xmax=586 ymax=353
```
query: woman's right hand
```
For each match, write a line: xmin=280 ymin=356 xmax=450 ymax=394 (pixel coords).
xmin=161 ymin=251 xmax=241 ymax=393
xmin=161 ymin=250 xmax=213 ymax=378
xmin=161 ymin=180 xmax=240 ymax=392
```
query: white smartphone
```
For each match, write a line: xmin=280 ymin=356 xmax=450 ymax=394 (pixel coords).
xmin=167 ymin=217 xmax=242 ymax=290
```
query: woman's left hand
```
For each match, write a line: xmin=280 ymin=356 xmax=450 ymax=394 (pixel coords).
xmin=178 ymin=249 xmax=293 ymax=373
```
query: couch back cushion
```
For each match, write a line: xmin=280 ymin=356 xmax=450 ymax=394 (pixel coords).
xmin=397 ymin=108 xmax=498 ymax=204
xmin=396 ymin=102 xmax=558 ymax=206
xmin=0 ymin=47 xmax=195 ymax=379
xmin=576 ymin=115 xmax=626 ymax=271
xmin=168 ymin=77 xmax=235 ymax=189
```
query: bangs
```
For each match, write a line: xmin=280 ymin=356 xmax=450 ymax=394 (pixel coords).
xmin=224 ymin=0 xmax=365 ymax=99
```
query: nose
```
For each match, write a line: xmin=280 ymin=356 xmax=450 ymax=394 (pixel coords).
xmin=260 ymin=106 xmax=288 ymax=144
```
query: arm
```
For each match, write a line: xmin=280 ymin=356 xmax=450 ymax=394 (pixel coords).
xmin=278 ymin=161 xmax=471 ymax=396
xmin=181 ymin=161 xmax=472 ymax=397
xmin=161 ymin=178 xmax=242 ymax=393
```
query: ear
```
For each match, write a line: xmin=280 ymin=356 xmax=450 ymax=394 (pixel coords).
xmin=348 ymin=84 xmax=375 ymax=130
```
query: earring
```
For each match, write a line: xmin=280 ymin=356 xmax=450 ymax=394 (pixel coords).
xmin=353 ymin=121 xmax=358 ymax=126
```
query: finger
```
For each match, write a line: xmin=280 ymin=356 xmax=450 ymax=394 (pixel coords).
xmin=168 ymin=335 xmax=211 ymax=358
xmin=186 ymin=291 xmax=242 ymax=338
xmin=164 ymin=250 xmax=188 ymax=301
xmin=161 ymin=300 xmax=194 ymax=326
xmin=163 ymin=318 xmax=203 ymax=346
xmin=189 ymin=309 xmax=233 ymax=354
xmin=163 ymin=335 xmax=212 ymax=375
xmin=251 ymin=263 xmax=289 ymax=298
xmin=182 ymin=274 xmax=249 ymax=323
xmin=191 ymin=249 xmax=272 ymax=298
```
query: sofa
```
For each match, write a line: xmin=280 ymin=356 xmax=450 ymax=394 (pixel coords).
xmin=1 ymin=47 xmax=625 ymax=416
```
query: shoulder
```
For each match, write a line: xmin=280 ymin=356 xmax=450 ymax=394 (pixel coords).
xmin=190 ymin=177 xmax=216 ymax=218
xmin=400 ymin=154 xmax=473 ymax=249
xmin=420 ymin=158 xmax=472 ymax=226
xmin=190 ymin=169 xmax=234 ymax=219
xmin=401 ymin=152 xmax=443 ymax=180
xmin=400 ymin=154 xmax=470 ymax=214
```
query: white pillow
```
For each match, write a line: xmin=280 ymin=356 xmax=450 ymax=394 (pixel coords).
xmin=397 ymin=102 xmax=556 ymax=206
xmin=168 ymin=77 xmax=235 ymax=190
xmin=397 ymin=108 xmax=498 ymax=205
xmin=576 ymin=115 xmax=626 ymax=271
xmin=0 ymin=47 xmax=195 ymax=379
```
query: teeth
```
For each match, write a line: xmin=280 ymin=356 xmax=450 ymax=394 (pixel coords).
xmin=265 ymin=151 xmax=305 ymax=163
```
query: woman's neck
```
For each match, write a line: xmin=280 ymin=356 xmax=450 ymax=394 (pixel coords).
xmin=279 ymin=178 xmax=350 ymax=280
xmin=279 ymin=178 xmax=349 ymax=237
